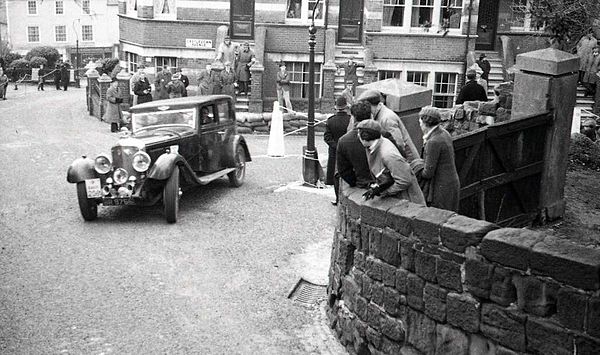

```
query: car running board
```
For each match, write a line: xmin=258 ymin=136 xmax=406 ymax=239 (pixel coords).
xmin=196 ymin=168 xmax=236 ymax=185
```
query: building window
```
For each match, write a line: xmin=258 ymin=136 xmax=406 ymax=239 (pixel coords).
xmin=82 ymin=0 xmax=91 ymax=14
xmin=55 ymin=26 xmax=67 ymax=42
xmin=55 ymin=0 xmax=64 ymax=14
xmin=497 ymin=0 xmax=538 ymax=31
xmin=378 ymin=70 xmax=402 ymax=80
xmin=287 ymin=62 xmax=322 ymax=99
xmin=411 ymin=0 xmax=435 ymax=28
xmin=154 ymin=0 xmax=175 ymax=18
xmin=286 ymin=0 xmax=323 ymax=22
xmin=127 ymin=52 xmax=139 ymax=73
xmin=27 ymin=0 xmax=37 ymax=15
xmin=406 ymin=71 xmax=429 ymax=86
xmin=440 ymin=0 xmax=462 ymax=29
xmin=27 ymin=26 xmax=40 ymax=42
xmin=383 ymin=0 xmax=405 ymax=27
xmin=433 ymin=72 xmax=458 ymax=108
xmin=81 ymin=25 xmax=93 ymax=41
xmin=155 ymin=57 xmax=177 ymax=72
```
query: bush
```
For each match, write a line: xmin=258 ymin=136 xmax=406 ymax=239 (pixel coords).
xmin=25 ymin=46 xmax=60 ymax=68
xmin=96 ymin=57 xmax=120 ymax=77
xmin=569 ymin=132 xmax=600 ymax=170
xmin=29 ymin=56 xmax=48 ymax=68
xmin=3 ymin=52 xmax=22 ymax=67
xmin=9 ymin=58 xmax=30 ymax=69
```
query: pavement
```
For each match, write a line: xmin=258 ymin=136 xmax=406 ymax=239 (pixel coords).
xmin=0 ymin=84 xmax=347 ymax=354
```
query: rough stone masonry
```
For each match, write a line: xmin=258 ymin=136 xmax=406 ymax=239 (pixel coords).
xmin=326 ymin=183 xmax=600 ymax=355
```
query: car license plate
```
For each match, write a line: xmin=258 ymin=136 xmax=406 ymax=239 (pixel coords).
xmin=102 ymin=198 xmax=134 ymax=206
xmin=85 ymin=178 xmax=102 ymax=198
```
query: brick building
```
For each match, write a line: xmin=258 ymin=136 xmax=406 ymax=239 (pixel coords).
xmin=118 ymin=0 xmax=544 ymax=113
xmin=4 ymin=0 xmax=119 ymax=65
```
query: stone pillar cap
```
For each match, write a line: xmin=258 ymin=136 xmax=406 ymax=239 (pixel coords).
xmin=516 ymin=48 xmax=579 ymax=76
xmin=356 ymin=79 xmax=432 ymax=112
xmin=98 ymin=73 xmax=112 ymax=83
xmin=116 ymin=69 xmax=132 ymax=80
xmin=85 ymin=68 xmax=99 ymax=78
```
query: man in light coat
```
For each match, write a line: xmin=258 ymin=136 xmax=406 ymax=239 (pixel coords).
xmin=104 ymin=78 xmax=123 ymax=132
xmin=276 ymin=62 xmax=293 ymax=113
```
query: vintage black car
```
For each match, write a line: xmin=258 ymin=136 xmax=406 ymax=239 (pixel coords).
xmin=67 ymin=95 xmax=251 ymax=223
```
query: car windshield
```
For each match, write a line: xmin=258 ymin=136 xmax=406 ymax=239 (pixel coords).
xmin=132 ymin=108 xmax=197 ymax=133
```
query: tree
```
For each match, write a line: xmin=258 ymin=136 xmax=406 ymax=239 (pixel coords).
xmin=25 ymin=46 xmax=60 ymax=68
xmin=528 ymin=0 xmax=600 ymax=52
xmin=96 ymin=57 xmax=120 ymax=77
xmin=29 ymin=56 xmax=48 ymax=68
xmin=9 ymin=58 xmax=30 ymax=69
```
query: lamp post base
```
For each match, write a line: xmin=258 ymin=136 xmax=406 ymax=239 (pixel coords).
xmin=302 ymin=147 xmax=322 ymax=186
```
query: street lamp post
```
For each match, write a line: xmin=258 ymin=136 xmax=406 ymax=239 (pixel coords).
xmin=302 ymin=0 xmax=321 ymax=186
xmin=73 ymin=19 xmax=81 ymax=88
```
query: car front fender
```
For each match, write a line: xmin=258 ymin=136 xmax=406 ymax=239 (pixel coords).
xmin=147 ymin=153 xmax=186 ymax=180
xmin=66 ymin=156 xmax=96 ymax=183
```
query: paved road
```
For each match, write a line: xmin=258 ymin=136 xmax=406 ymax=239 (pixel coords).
xmin=0 ymin=85 xmax=346 ymax=354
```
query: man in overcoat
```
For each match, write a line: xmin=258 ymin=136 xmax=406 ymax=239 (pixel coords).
xmin=104 ymin=78 xmax=123 ymax=132
xmin=456 ymin=69 xmax=488 ymax=104
xmin=324 ymin=96 xmax=351 ymax=205
xmin=154 ymin=66 xmax=171 ymax=100
xmin=220 ymin=62 xmax=236 ymax=102
xmin=60 ymin=63 xmax=70 ymax=91
xmin=235 ymin=42 xmax=255 ymax=95
xmin=197 ymin=64 xmax=212 ymax=96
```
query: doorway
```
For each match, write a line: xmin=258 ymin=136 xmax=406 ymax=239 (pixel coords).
xmin=338 ymin=0 xmax=364 ymax=43
xmin=475 ymin=0 xmax=500 ymax=50
xmin=230 ymin=0 xmax=254 ymax=40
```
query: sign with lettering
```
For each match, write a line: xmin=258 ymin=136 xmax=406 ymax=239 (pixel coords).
xmin=185 ymin=39 xmax=213 ymax=49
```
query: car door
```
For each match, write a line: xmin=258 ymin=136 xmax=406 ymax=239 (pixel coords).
xmin=198 ymin=104 xmax=222 ymax=173
xmin=214 ymin=99 xmax=236 ymax=169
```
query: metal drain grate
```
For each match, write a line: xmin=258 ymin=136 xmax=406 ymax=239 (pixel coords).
xmin=288 ymin=278 xmax=327 ymax=306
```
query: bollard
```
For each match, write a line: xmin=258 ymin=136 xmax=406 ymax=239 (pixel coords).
xmin=267 ymin=101 xmax=285 ymax=157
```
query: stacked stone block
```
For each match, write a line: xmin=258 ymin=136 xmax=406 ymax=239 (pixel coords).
xmin=327 ymin=184 xmax=600 ymax=355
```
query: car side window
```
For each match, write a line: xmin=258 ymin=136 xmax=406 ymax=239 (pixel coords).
xmin=217 ymin=101 xmax=231 ymax=123
xmin=200 ymin=105 xmax=216 ymax=125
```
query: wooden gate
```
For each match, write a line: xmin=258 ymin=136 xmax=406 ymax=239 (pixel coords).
xmin=453 ymin=112 xmax=552 ymax=227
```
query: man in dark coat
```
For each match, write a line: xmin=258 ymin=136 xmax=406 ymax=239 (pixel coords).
xmin=235 ymin=42 xmax=255 ymax=95
xmin=60 ymin=63 xmax=70 ymax=91
xmin=324 ymin=96 xmax=351 ymax=205
xmin=476 ymin=53 xmax=491 ymax=81
xmin=338 ymin=57 xmax=364 ymax=95
xmin=133 ymin=71 xmax=152 ymax=104
xmin=456 ymin=69 xmax=488 ymax=104
xmin=336 ymin=101 xmax=375 ymax=192
xmin=54 ymin=62 xmax=62 ymax=90
xmin=176 ymin=68 xmax=189 ymax=97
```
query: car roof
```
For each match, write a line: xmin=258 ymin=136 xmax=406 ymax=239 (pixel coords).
xmin=130 ymin=95 xmax=233 ymax=112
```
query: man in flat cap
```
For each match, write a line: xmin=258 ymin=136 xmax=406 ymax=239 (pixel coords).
xmin=357 ymin=89 xmax=420 ymax=163
xmin=456 ymin=69 xmax=488 ymax=104
xmin=324 ymin=96 xmax=351 ymax=205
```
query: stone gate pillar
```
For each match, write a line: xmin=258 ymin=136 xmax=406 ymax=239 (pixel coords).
xmin=85 ymin=68 xmax=99 ymax=116
xmin=249 ymin=64 xmax=264 ymax=113
xmin=321 ymin=62 xmax=337 ymax=112
xmin=116 ymin=69 xmax=132 ymax=107
xmin=511 ymin=48 xmax=579 ymax=221
xmin=98 ymin=73 xmax=112 ymax=119
xmin=362 ymin=48 xmax=378 ymax=85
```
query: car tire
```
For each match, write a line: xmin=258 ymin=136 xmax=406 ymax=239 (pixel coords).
xmin=228 ymin=145 xmax=246 ymax=187
xmin=76 ymin=182 xmax=98 ymax=221
xmin=163 ymin=167 xmax=180 ymax=223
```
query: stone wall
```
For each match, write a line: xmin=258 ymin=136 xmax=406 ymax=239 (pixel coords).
xmin=327 ymin=184 xmax=600 ymax=355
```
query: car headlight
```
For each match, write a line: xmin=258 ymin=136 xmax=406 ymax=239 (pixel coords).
xmin=132 ymin=151 xmax=151 ymax=172
xmin=94 ymin=155 xmax=112 ymax=174
xmin=113 ymin=168 xmax=129 ymax=185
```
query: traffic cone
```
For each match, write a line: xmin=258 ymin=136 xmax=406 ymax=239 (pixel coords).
xmin=267 ymin=101 xmax=285 ymax=157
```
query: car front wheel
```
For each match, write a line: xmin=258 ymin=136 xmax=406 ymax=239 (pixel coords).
xmin=228 ymin=145 xmax=246 ymax=187
xmin=163 ymin=167 xmax=180 ymax=223
xmin=76 ymin=182 xmax=98 ymax=221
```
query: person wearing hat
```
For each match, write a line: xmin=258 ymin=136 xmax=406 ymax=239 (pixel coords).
xmin=175 ymin=68 xmax=189 ymax=97
xmin=220 ymin=61 xmax=236 ymax=102
xmin=456 ymin=69 xmax=488 ymax=104
xmin=581 ymin=117 xmax=598 ymax=142
xmin=276 ymin=61 xmax=293 ymax=113
xmin=324 ymin=96 xmax=351 ymax=205
xmin=216 ymin=35 xmax=237 ymax=66
xmin=336 ymin=101 xmax=375 ymax=190
xmin=104 ymin=77 xmax=124 ymax=132
xmin=476 ymin=53 xmax=491 ymax=81
xmin=418 ymin=106 xmax=460 ymax=211
xmin=357 ymin=119 xmax=425 ymax=204
xmin=470 ymin=63 xmax=488 ymax=94
xmin=133 ymin=70 xmax=152 ymax=105
xmin=356 ymin=89 xmax=420 ymax=163
xmin=166 ymin=73 xmax=186 ymax=98
xmin=235 ymin=41 xmax=256 ymax=95
xmin=60 ymin=62 xmax=70 ymax=91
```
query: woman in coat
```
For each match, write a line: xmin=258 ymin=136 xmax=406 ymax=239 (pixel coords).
xmin=133 ymin=71 xmax=152 ymax=104
xmin=357 ymin=119 xmax=426 ymax=205
xmin=418 ymin=107 xmax=460 ymax=212
xmin=104 ymin=78 xmax=123 ymax=132
xmin=220 ymin=62 xmax=236 ymax=102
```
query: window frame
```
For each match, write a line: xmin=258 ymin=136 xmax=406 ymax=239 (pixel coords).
xmin=285 ymin=0 xmax=325 ymax=25
xmin=126 ymin=52 xmax=139 ymax=73
xmin=286 ymin=61 xmax=322 ymax=99
xmin=432 ymin=72 xmax=458 ymax=108
xmin=154 ymin=57 xmax=178 ymax=73
xmin=381 ymin=0 xmax=464 ymax=34
xmin=377 ymin=70 xmax=402 ymax=81
xmin=55 ymin=0 xmax=64 ymax=14
xmin=81 ymin=25 xmax=94 ymax=42
xmin=27 ymin=0 xmax=38 ymax=15
xmin=406 ymin=71 xmax=429 ymax=87
xmin=382 ymin=0 xmax=406 ymax=28
xmin=55 ymin=25 xmax=67 ymax=42
xmin=27 ymin=26 xmax=40 ymax=43
xmin=153 ymin=0 xmax=176 ymax=19
xmin=81 ymin=0 xmax=91 ymax=14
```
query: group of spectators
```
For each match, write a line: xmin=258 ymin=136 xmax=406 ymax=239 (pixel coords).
xmin=324 ymin=90 xmax=460 ymax=213
xmin=0 ymin=61 xmax=71 ymax=101
xmin=576 ymin=32 xmax=600 ymax=144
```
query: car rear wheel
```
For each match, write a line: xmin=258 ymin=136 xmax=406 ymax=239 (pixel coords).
xmin=228 ymin=145 xmax=246 ymax=187
xmin=163 ymin=167 xmax=180 ymax=223
xmin=76 ymin=182 xmax=98 ymax=221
